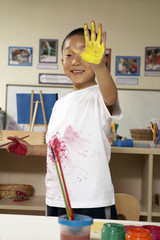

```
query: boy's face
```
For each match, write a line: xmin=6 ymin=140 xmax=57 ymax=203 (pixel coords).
xmin=62 ymin=34 xmax=96 ymax=90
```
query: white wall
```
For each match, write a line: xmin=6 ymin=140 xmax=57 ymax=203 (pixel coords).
xmin=0 ymin=0 xmax=160 ymax=111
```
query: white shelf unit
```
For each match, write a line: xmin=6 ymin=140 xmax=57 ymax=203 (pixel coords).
xmin=110 ymin=147 xmax=160 ymax=222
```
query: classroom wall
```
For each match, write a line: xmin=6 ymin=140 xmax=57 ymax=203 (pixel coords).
xmin=0 ymin=0 xmax=160 ymax=111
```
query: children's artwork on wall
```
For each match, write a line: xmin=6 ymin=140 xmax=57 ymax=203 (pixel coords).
xmin=145 ymin=47 xmax=160 ymax=76
xmin=115 ymin=56 xmax=141 ymax=76
xmin=39 ymin=73 xmax=73 ymax=86
xmin=39 ymin=39 xmax=58 ymax=63
xmin=104 ymin=48 xmax=111 ymax=72
xmin=8 ymin=47 xmax=33 ymax=66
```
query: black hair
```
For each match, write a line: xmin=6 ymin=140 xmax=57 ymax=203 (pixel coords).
xmin=61 ymin=28 xmax=91 ymax=53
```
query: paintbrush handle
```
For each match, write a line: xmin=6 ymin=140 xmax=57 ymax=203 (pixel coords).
xmin=51 ymin=147 xmax=71 ymax=220
xmin=0 ymin=135 xmax=30 ymax=148
xmin=55 ymin=149 xmax=74 ymax=220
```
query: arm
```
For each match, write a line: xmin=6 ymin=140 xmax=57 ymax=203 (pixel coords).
xmin=7 ymin=136 xmax=47 ymax=157
xmin=26 ymin=144 xmax=47 ymax=156
xmin=81 ymin=21 xmax=118 ymax=108
xmin=92 ymin=62 xmax=118 ymax=106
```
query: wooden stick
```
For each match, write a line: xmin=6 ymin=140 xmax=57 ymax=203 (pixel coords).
xmin=30 ymin=100 xmax=39 ymax=132
xmin=39 ymin=90 xmax=47 ymax=131
xmin=0 ymin=135 xmax=30 ymax=148
xmin=29 ymin=90 xmax=34 ymax=131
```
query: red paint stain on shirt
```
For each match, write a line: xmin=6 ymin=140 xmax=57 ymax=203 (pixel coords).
xmin=48 ymin=134 xmax=68 ymax=165
xmin=48 ymin=125 xmax=82 ymax=164
xmin=63 ymin=125 xmax=80 ymax=144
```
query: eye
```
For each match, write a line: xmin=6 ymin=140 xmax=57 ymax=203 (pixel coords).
xmin=66 ymin=54 xmax=73 ymax=57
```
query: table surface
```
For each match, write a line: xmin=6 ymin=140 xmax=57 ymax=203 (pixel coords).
xmin=0 ymin=214 xmax=160 ymax=240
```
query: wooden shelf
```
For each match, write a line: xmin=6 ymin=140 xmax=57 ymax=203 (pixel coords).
xmin=0 ymin=145 xmax=160 ymax=221
xmin=111 ymin=146 xmax=160 ymax=155
xmin=0 ymin=195 xmax=45 ymax=211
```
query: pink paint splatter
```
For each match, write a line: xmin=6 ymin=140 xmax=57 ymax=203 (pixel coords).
xmin=47 ymin=126 xmax=89 ymax=186
xmin=63 ymin=125 xmax=80 ymax=144
xmin=48 ymin=134 xmax=68 ymax=165
xmin=48 ymin=126 xmax=83 ymax=165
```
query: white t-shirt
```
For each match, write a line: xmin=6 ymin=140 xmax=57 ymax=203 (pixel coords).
xmin=45 ymin=85 xmax=122 ymax=208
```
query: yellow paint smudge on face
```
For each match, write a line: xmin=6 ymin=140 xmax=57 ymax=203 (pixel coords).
xmin=73 ymin=49 xmax=78 ymax=53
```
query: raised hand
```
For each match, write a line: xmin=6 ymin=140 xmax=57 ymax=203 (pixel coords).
xmin=80 ymin=21 xmax=105 ymax=64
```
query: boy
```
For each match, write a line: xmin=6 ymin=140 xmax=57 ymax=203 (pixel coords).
xmin=8 ymin=21 xmax=122 ymax=219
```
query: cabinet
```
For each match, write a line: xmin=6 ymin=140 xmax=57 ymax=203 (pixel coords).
xmin=0 ymin=146 xmax=160 ymax=221
xmin=110 ymin=147 xmax=160 ymax=222
xmin=0 ymin=148 xmax=46 ymax=215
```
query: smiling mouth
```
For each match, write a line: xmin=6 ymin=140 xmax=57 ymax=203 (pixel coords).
xmin=71 ymin=70 xmax=85 ymax=74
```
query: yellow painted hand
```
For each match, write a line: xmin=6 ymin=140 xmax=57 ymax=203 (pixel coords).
xmin=80 ymin=22 xmax=105 ymax=64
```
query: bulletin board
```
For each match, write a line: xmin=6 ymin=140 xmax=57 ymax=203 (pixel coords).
xmin=113 ymin=89 xmax=160 ymax=138
xmin=5 ymin=84 xmax=72 ymax=131
xmin=5 ymin=84 xmax=160 ymax=137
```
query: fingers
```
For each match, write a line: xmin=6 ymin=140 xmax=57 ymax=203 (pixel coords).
xmin=7 ymin=136 xmax=27 ymax=145
xmin=84 ymin=21 xmax=105 ymax=45
xmin=90 ymin=21 xmax=105 ymax=45
xmin=102 ymin=31 xmax=106 ymax=50
xmin=8 ymin=141 xmax=27 ymax=156
xmin=7 ymin=136 xmax=28 ymax=156
xmin=91 ymin=21 xmax=96 ymax=42
xmin=8 ymin=142 xmax=18 ymax=151
xmin=84 ymin=23 xmax=89 ymax=44
xmin=7 ymin=136 xmax=19 ymax=143
xmin=97 ymin=23 xmax=102 ymax=44
xmin=7 ymin=136 xmax=17 ymax=141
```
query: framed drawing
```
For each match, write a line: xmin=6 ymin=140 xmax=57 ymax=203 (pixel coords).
xmin=145 ymin=47 xmax=160 ymax=72
xmin=104 ymin=48 xmax=111 ymax=72
xmin=8 ymin=47 xmax=33 ymax=66
xmin=115 ymin=56 xmax=141 ymax=76
xmin=39 ymin=39 xmax=58 ymax=63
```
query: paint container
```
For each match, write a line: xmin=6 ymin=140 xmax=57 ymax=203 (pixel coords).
xmin=101 ymin=222 xmax=125 ymax=240
xmin=124 ymin=225 xmax=142 ymax=233
xmin=126 ymin=228 xmax=151 ymax=240
xmin=0 ymin=108 xmax=5 ymax=130
xmin=58 ymin=214 xmax=93 ymax=240
xmin=142 ymin=225 xmax=160 ymax=240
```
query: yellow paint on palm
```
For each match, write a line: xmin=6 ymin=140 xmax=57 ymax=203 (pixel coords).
xmin=80 ymin=22 xmax=105 ymax=64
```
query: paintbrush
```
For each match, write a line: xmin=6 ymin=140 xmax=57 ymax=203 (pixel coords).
xmin=54 ymin=147 xmax=74 ymax=221
xmin=0 ymin=135 xmax=30 ymax=148
xmin=51 ymin=147 xmax=72 ymax=220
